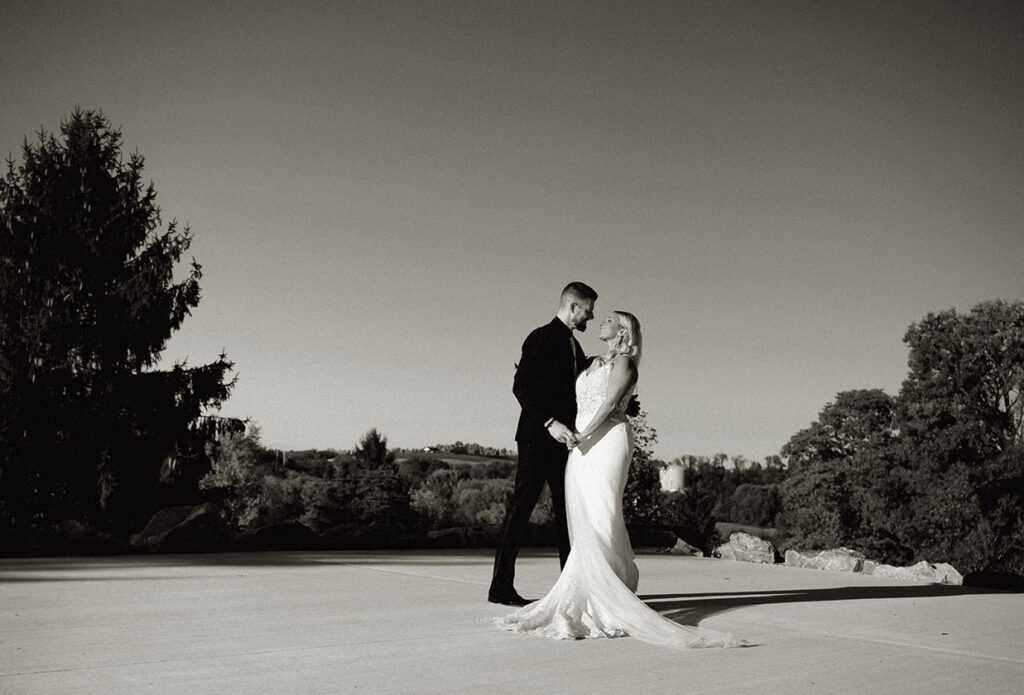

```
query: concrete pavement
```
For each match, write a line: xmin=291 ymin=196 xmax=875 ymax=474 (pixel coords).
xmin=1 ymin=549 xmax=1021 ymax=694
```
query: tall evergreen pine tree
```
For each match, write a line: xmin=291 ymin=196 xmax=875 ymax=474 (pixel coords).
xmin=0 ymin=109 xmax=239 ymax=543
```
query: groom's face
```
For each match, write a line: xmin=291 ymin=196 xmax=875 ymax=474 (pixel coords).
xmin=569 ymin=299 xmax=595 ymax=331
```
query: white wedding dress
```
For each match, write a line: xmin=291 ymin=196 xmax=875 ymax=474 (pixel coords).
xmin=495 ymin=359 xmax=740 ymax=648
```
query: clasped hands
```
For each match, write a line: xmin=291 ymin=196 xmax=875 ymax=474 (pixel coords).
xmin=546 ymin=396 xmax=640 ymax=451
xmin=547 ymin=420 xmax=581 ymax=449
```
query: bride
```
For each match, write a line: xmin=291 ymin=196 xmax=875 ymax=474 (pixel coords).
xmin=494 ymin=311 xmax=740 ymax=649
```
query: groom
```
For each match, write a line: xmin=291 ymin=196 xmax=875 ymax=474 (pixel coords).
xmin=488 ymin=281 xmax=596 ymax=606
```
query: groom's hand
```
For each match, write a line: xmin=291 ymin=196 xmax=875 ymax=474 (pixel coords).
xmin=547 ymin=420 xmax=574 ymax=444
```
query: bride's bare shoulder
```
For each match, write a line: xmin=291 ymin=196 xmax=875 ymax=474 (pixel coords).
xmin=610 ymin=354 xmax=637 ymax=373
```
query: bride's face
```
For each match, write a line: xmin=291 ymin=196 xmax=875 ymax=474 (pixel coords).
xmin=597 ymin=315 xmax=622 ymax=341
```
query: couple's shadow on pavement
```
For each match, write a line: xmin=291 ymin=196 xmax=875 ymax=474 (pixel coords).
xmin=641 ymin=583 xmax=973 ymax=631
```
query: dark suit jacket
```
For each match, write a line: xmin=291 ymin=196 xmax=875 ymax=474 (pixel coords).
xmin=514 ymin=318 xmax=586 ymax=444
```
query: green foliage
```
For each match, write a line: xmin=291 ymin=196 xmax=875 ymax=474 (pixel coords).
xmin=347 ymin=429 xmax=416 ymax=530
xmin=410 ymin=468 xmax=468 ymax=529
xmin=284 ymin=449 xmax=337 ymax=478
xmin=728 ymin=484 xmax=780 ymax=527
xmin=199 ymin=427 xmax=269 ymax=527
xmin=0 ymin=109 xmax=238 ymax=542
xmin=779 ymin=301 xmax=1024 ymax=580
xmin=199 ymin=426 xmax=307 ymax=529
xmin=892 ymin=302 xmax=1024 ymax=577
xmin=782 ymin=389 xmax=897 ymax=467
xmin=258 ymin=475 xmax=305 ymax=526
xmin=353 ymin=428 xmax=396 ymax=470
xmin=299 ymin=478 xmax=356 ymax=531
xmin=427 ymin=441 xmax=516 ymax=457
xmin=623 ymin=409 xmax=665 ymax=524
xmin=777 ymin=389 xmax=897 ymax=550
xmin=410 ymin=465 xmax=526 ymax=529
xmin=450 ymin=478 xmax=513 ymax=526
xmin=900 ymin=300 xmax=1024 ymax=455
xmin=396 ymin=457 xmax=449 ymax=489
xmin=354 ymin=468 xmax=416 ymax=529
xmin=409 ymin=461 xmax=549 ymax=531
xmin=659 ymin=490 xmax=719 ymax=552
xmin=468 ymin=459 xmax=516 ymax=480
xmin=654 ymin=453 xmax=783 ymax=551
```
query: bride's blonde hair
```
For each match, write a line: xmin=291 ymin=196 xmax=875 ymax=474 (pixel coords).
xmin=610 ymin=311 xmax=642 ymax=366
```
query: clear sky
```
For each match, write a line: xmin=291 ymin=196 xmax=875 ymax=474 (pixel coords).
xmin=3 ymin=1 xmax=1022 ymax=461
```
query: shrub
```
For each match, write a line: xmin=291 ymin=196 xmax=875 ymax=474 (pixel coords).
xmin=255 ymin=475 xmax=305 ymax=527
xmin=728 ymin=484 xmax=781 ymax=527
xmin=469 ymin=459 xmax=516 ymax=480
xmin=199 ymin=428 xmax=268 ymax=528
xmin=299 ymin=479 xmax=357 ymax=531
xmin=396 ymin=457 xmax=449 ymax=489
xmin=451 ymin=478 xmax=513 ymax=526
xmin=410 ymin=469 xmax=469 ymax=529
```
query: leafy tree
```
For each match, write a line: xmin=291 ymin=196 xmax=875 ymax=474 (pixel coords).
xmin=778 ymin=389 xmax=897 ymax=550
xmin=728 ymin=483 xmax=781 ymax=527
xmin=0 ymin=109 xmax=237 ymax=544
xmin=468 ymin=459 xmax=516 ymax=480
xmin=890 ymin=301 xmax=1024 ymax=576
xmin=283 ymin=449 xmax=336 ymax=478
xmin=451 ymin=478 xmax=513 ymax=526
xmin=299 ymin=478 xmax=357 ymax=531
xmin=658 ymin=453 xmax=774 ymax=550
xmin=623 ymin=409 xmax=665 ymax=524
xmin=670 ymin=454 xmax=733 ymax=520
xmin=396 ymin=456 xmax=448 ymax=489
xmin=257 ymin=475 xmax=305 ymax=526
xmin=349 ymin=429 xmax=415 ymax=530
xmin=779 ymin=301 xmax=1024 ymax=581
xmin=198 ymin=425 xmax=311 ymax=530
xmin=899 ymin=300 xmax=1024 ymax=458
xmin=199 ymin=427 xmax=270 ymax=528
xmin=355 ymin=468 xmax=414 ymax=528
xmin=352 ymin=428 xmax=396 ymax=470
xmin=411 ymin=468 xmax=468 ymax=529
xmin=782 ymin=389 xmax=897 ymax=468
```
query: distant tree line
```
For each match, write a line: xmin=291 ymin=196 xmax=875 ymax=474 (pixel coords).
xmin=194 ymin=415 xmax=787 ymax=555
xmin=200 ymin=427 xmax=548 ymax=546
xmin=424 ymin=442 xmax=515 ymax=458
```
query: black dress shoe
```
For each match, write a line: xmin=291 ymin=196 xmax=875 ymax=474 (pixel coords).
xmin=488 ymin=591 xmax=530 ymax=607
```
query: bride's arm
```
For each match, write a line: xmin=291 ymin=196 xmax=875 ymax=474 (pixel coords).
xmin=576 ymin=355 xmax=637 ymax=442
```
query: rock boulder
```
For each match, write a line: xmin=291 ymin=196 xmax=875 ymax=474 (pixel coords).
xmin=866 ymin=560 xmax=963 ymax=585
xmin=785 ymin=547 xmax=864 ymax=572
xmin=669 ymin=539 xmax=704 ymax=557
xmin=714 ymin=532 xmax=776 ymax=563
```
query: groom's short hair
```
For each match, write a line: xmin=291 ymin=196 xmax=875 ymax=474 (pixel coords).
xmin=560 ymin=281 xmax=598 ymax=307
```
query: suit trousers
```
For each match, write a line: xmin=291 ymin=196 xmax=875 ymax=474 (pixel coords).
xmin=489 ymin=438 xmax=571 ymax=596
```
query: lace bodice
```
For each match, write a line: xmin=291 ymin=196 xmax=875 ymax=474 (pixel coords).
xmin=576 ymin=359 xmax=633 ymax=420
